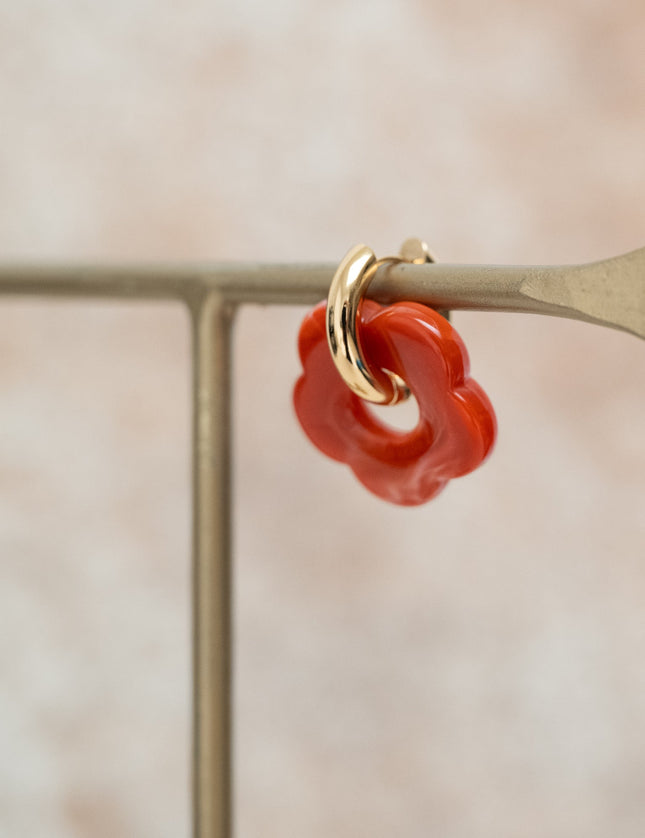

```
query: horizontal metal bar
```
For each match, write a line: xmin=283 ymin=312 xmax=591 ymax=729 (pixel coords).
xmin=2 ymin=245 xmax=642 ymax=838
xmin=0 ymin=245 xmax=642 ymax=338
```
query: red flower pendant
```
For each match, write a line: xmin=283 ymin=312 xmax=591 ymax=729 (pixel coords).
xmin=293 ymin=299 xmax=496 ymax=506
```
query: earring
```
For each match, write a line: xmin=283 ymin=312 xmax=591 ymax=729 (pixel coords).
xmin=293 ymin=239 xmax=497 ymax=506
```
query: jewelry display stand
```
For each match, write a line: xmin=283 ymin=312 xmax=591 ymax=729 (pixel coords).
xmin=0 ymin=249 xmax=642 ymax=838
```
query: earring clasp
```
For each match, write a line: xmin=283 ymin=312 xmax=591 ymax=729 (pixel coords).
xmin=325 ymin=238 xmax=434 ymax=405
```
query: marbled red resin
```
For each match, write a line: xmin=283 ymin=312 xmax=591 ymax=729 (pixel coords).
xmin=294 ymin=300 xmax=497 ymax=505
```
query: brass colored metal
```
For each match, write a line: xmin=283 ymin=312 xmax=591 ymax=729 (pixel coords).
xmin=0 ymin=243 xmax=643 ymax=838
xmin=326 ymin=244 xmax=407 ymax=405
xmin=373 ymin=248 xmax=645 ymax=340
xmin=190 ymin=293 xmax=234 ymax=838
xmin=325 ymin=238 xmax=439 ymax=405
xmin=0 ymin=245 xmax=642 ymax=337
xmin=398 ymin=238 xmax=449 ymax=322
xmin=399 ymin=237 xmax=436 ymax=264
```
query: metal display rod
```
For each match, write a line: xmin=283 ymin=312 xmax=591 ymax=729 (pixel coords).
xmin=0 ymin=246 xmax=643 ymax=337
xmin=0 ymin=246 xmax=643 ymax=838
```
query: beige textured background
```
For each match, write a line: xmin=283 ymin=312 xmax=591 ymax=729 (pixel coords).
xmin=1 ymin=1 xmax=645 ymax=836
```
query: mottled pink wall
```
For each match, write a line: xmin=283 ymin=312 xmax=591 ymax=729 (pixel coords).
xmin=1 ymin=1 xmax=644 ymax=836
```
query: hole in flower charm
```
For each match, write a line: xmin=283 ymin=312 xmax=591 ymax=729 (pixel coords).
xmin=293 ymin=299 xmax=497 ymax=506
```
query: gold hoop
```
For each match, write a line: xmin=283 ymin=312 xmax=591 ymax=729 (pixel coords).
xmin=325 ymin=238 xmax=434 ymax=405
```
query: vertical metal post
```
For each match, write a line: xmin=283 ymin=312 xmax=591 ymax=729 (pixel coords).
xmin=0 ymin=251 xmax=640 ymax=838
xmin=191 ymin=292 xmax=235 ymax=838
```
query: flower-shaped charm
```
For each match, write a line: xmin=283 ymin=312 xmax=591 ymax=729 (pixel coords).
xmin=293 ymin=299 xmax=496 ymax=505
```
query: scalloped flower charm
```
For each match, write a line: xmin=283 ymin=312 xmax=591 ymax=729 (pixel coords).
xmin=293 ymin=300 xmax=497 ymax=506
